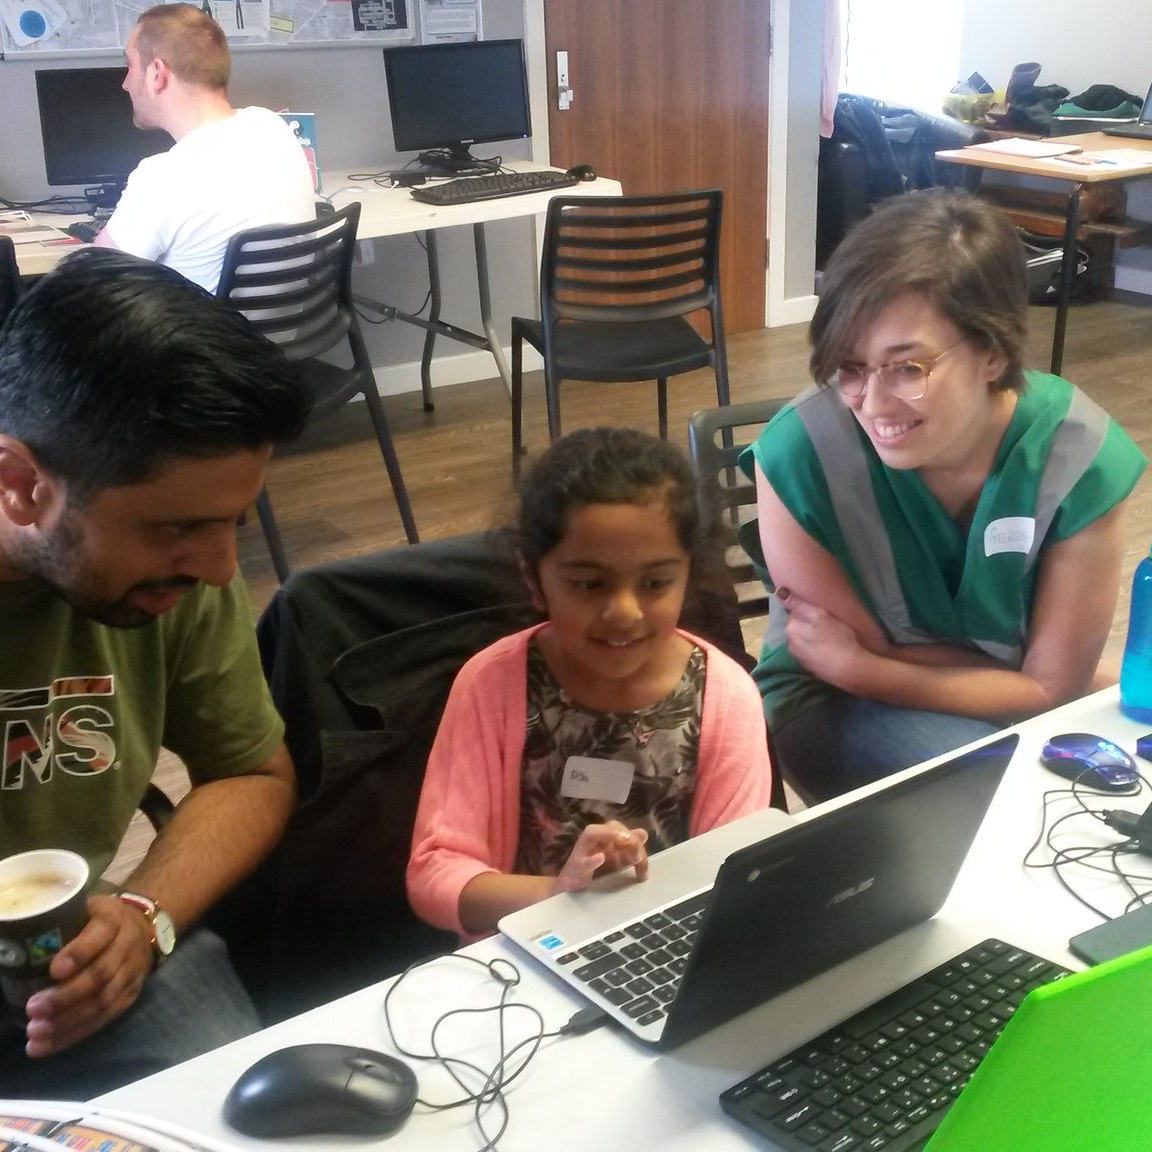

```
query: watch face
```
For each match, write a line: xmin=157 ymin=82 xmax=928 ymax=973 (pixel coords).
xmin=154 ymin=910 xmax=177 ymax=956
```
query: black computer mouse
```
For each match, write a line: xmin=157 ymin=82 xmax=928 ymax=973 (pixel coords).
xmin=1039 ymin=732 xmax=1141 ymax=792
xmin=65 ymin=221 xmax=100 ymax=243
xmin=223 ymin=1043 xmax=418 ymax=1138
xmin=567 ymin=163 xmax=597 ymax=182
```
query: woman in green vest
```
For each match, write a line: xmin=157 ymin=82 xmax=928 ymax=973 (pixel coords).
xmin=741 ymin=192 xmax=1145 ymax=804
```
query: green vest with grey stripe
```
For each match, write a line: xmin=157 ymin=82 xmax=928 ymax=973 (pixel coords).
xmin=739 ymin=373 xmax=1146 ymax=727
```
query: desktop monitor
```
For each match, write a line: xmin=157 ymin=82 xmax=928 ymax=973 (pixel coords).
xmin=382 ymin=39 xmax=532 ymax=172
xmin=35 ymin=67 xmax=170 ymax=208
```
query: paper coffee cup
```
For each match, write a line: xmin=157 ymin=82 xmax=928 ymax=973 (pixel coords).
xmin=0 ymin=848 xmax=89 ymax=1013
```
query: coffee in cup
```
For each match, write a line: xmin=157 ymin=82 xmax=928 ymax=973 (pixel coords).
xmin=0 ymin=848 xmax=89 ymax=1014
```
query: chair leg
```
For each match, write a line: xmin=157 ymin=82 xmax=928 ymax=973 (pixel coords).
xmin=511 ymin=330 xmax=524 ymax=479
xmin=712 ymin=318 xmax=734 ymax=451
xmin=712 ymin=314 xmax=732 ymax=408
xmin=363 ymin=389 xmax=420 ymax=545
xmin=254 ymin=487 xmax=291 ymax=585
xmin=657 ymin=379 xmax=668 ymax=440
xmin=544 ymin=362 xmax=562 ymax=442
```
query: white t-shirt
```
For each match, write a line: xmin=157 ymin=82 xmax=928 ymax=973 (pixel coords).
xmin=105 ymin=106 xmax=317 ymax=293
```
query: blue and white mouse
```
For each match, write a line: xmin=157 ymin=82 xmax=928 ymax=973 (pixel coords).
xmin=1040 ymin=732 xmax=1141 ymax=792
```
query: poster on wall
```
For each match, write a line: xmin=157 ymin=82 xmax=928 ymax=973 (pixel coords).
xmin=0 ymin=0 xmax=414 ymax=55
xmin=419 ymin=0 xmax=479 ymax=42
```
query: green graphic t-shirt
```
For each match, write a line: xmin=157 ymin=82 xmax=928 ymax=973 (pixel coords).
xmin=0 ymin=575 xmax=284 ymax=882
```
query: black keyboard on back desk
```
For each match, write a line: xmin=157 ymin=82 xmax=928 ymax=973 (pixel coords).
xmin=408 ymin=169 xmax=582 ymax=206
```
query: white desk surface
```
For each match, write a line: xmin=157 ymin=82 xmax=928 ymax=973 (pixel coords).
xmin=94 ymin=687 xmax=1147 ymax=1150
xmin=16 ymin=163 xmax=623 ymax=278
xmin=323 ymin=161 xmax=622 ymax=239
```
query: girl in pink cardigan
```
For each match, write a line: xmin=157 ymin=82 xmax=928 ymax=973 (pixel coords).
xmin=408 ymin=428 xmax=775 ymax=938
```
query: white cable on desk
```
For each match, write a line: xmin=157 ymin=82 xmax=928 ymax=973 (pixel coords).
xmin=0 ymin=1099 xmax=245 ymax=1152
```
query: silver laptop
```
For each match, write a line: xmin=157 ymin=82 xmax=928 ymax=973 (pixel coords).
xmin=1104 ymin=81 xmax=1152 ymax=139
xmin=500 ymin=733 xmax=1019 ymax=1050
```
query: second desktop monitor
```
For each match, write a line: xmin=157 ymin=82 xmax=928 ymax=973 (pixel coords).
xmin=382 ymin=38 xmax=532 ymax=173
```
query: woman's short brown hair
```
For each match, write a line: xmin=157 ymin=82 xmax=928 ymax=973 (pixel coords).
xmin=135 ymin=3 xmax=230 ymax=91
xmin=809 ymin=191 xmax=1029 ymax=393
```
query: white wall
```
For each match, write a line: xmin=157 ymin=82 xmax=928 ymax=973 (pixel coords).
xmin=959 ymin=4 xmax=1152 ymax=96
xmin=957 ymin=0 xmax=1152 ymax=295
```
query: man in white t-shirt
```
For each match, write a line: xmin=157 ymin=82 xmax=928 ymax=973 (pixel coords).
xmin=94 ymin=4 xmax=316 ymax=294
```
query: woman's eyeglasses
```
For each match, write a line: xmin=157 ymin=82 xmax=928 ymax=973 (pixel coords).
xmin=831 ymin=340 xmax=964 ymax=402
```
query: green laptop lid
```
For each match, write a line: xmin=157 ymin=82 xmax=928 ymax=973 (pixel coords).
xmin=926 ymin=941 xmax=1152 ymax=1151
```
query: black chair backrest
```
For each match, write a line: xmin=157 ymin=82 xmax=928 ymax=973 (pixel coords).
xmin=540 ymin=190 xmax=723 ymax=326
xmin=216 ymin=202 xmax=361 ymax=362
xmin=688 ymin=398 xmax=787 ymax=621
xmin=0 ymin=236 xmax=21 ymax=328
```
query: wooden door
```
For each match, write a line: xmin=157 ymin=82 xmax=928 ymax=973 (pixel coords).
xmin=543 ymin=0 xmax=770 ymax=333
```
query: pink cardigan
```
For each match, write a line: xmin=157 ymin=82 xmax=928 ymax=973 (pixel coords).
xmin=407 ymin=624 xmax=774 ymax=935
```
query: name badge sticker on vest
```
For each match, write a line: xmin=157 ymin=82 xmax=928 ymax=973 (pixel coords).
xmin=984 ymin=516 xmax=1036 ymax=557
xmin=560 ymin=757 xmax=635 ymax=804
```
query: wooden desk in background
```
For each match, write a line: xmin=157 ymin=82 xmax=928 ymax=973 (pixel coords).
xmin=936 ymin=132 xmax=1152 ymax=375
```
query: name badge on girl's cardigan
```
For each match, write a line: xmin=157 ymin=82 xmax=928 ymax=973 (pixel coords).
xmin=560 ymin=757 xmax=635 ymax=804
xmin=984 ymin=516 xmax=1035 ymax=556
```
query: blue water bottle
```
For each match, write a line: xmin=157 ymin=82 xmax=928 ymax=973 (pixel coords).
xmin=1121 ymin=550 xmax=1152 ymax=722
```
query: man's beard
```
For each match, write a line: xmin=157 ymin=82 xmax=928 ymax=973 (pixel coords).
xmin=14 ymin=507 xmax=195 ymax=629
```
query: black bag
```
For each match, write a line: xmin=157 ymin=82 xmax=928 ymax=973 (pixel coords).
xmin=1020 ymin=229 xmax=1089 ymax=305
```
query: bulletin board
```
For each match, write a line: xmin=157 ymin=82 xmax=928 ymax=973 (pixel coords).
xmin=0 ymin=0 xmax=481 ymax=56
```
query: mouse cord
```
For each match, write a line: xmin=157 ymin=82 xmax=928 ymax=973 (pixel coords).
xmin=1022 ymin=785 xmax=1152 ymax=921
xmin=383 ymin=953 xmax=606 ymax=1151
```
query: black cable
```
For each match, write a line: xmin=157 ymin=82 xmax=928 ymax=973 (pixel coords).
xmin=1023 ymin=773 xmax=1152 ymax=922
xmin=1 ymin=194 xmax=92 ymax=214
xmin=352 ymin=233 xmax=433 ymax=323
xmin=347 ymin=169 xmax=393 ymax=182
xmin=382 ymin=952 xmax=606 ymax=1150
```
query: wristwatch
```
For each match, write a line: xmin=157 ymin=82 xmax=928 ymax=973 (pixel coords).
xmin=117 ymin=891 xmax=177 ymax=965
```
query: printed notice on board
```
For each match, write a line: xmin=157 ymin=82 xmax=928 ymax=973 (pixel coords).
xmin=420 ymin=0 xmax=480 ymax=40
xmin=352 ymin=0 xmax=409 ymax=34
xmin=0 ymin=0 xmax=415 ymax=51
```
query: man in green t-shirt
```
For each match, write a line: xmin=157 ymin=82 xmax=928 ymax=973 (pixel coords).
xmin=0 ymin=249 xmax=311 ymax=1096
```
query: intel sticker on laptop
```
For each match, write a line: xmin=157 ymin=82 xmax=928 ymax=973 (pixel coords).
xmin=533 ymin=932 xmax=566 ymax=952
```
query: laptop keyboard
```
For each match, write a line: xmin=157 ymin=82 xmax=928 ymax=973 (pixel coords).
xmin=720 ymin=939 xmax=1070 ymax=1152
xmin=553 ymin=890 xmax=711 ymax=1027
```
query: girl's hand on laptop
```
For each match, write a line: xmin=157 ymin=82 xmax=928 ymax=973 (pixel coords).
xmin=552 ymin=822 xmax=649 ymax=894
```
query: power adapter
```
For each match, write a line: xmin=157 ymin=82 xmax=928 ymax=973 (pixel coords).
xmin=388 ymin=171 xmax=427 ymax=187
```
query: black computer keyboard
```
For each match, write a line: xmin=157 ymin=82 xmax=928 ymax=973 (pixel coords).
xmin=408 ymin=169 xmax=581 ymax=206
xmin=720 ymin=939 xmax=1070 ymax=1152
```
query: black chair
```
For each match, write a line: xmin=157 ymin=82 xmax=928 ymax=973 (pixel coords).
xmin=210 ymin=533 xmax=540 ymax=1022
xmin=689 ymin=400 xmax=789 ymax=813
xmin=216 ymin=202 xmax=418 ymax=583
xmin=511 ymin=191 xmax=729 ymax=469
xmin=0 ymin=235 xmax=22 ymax=325
xmin=688 ymin=399 xmax=787 ymax=625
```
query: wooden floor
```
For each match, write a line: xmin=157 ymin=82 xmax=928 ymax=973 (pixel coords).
xmin=111 ymin=294 xmax=1152 ymax=883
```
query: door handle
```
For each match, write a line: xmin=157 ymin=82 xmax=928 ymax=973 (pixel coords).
xmin=557 ymin=50 xmax=573 ymax=110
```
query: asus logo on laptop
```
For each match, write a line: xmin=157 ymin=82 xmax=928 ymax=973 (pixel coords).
xmin=827 ymin=877 xmax=875 ymax=906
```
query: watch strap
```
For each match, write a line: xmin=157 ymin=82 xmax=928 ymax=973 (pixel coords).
xmin=117 ymin=890 xmax=176 ymax=963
